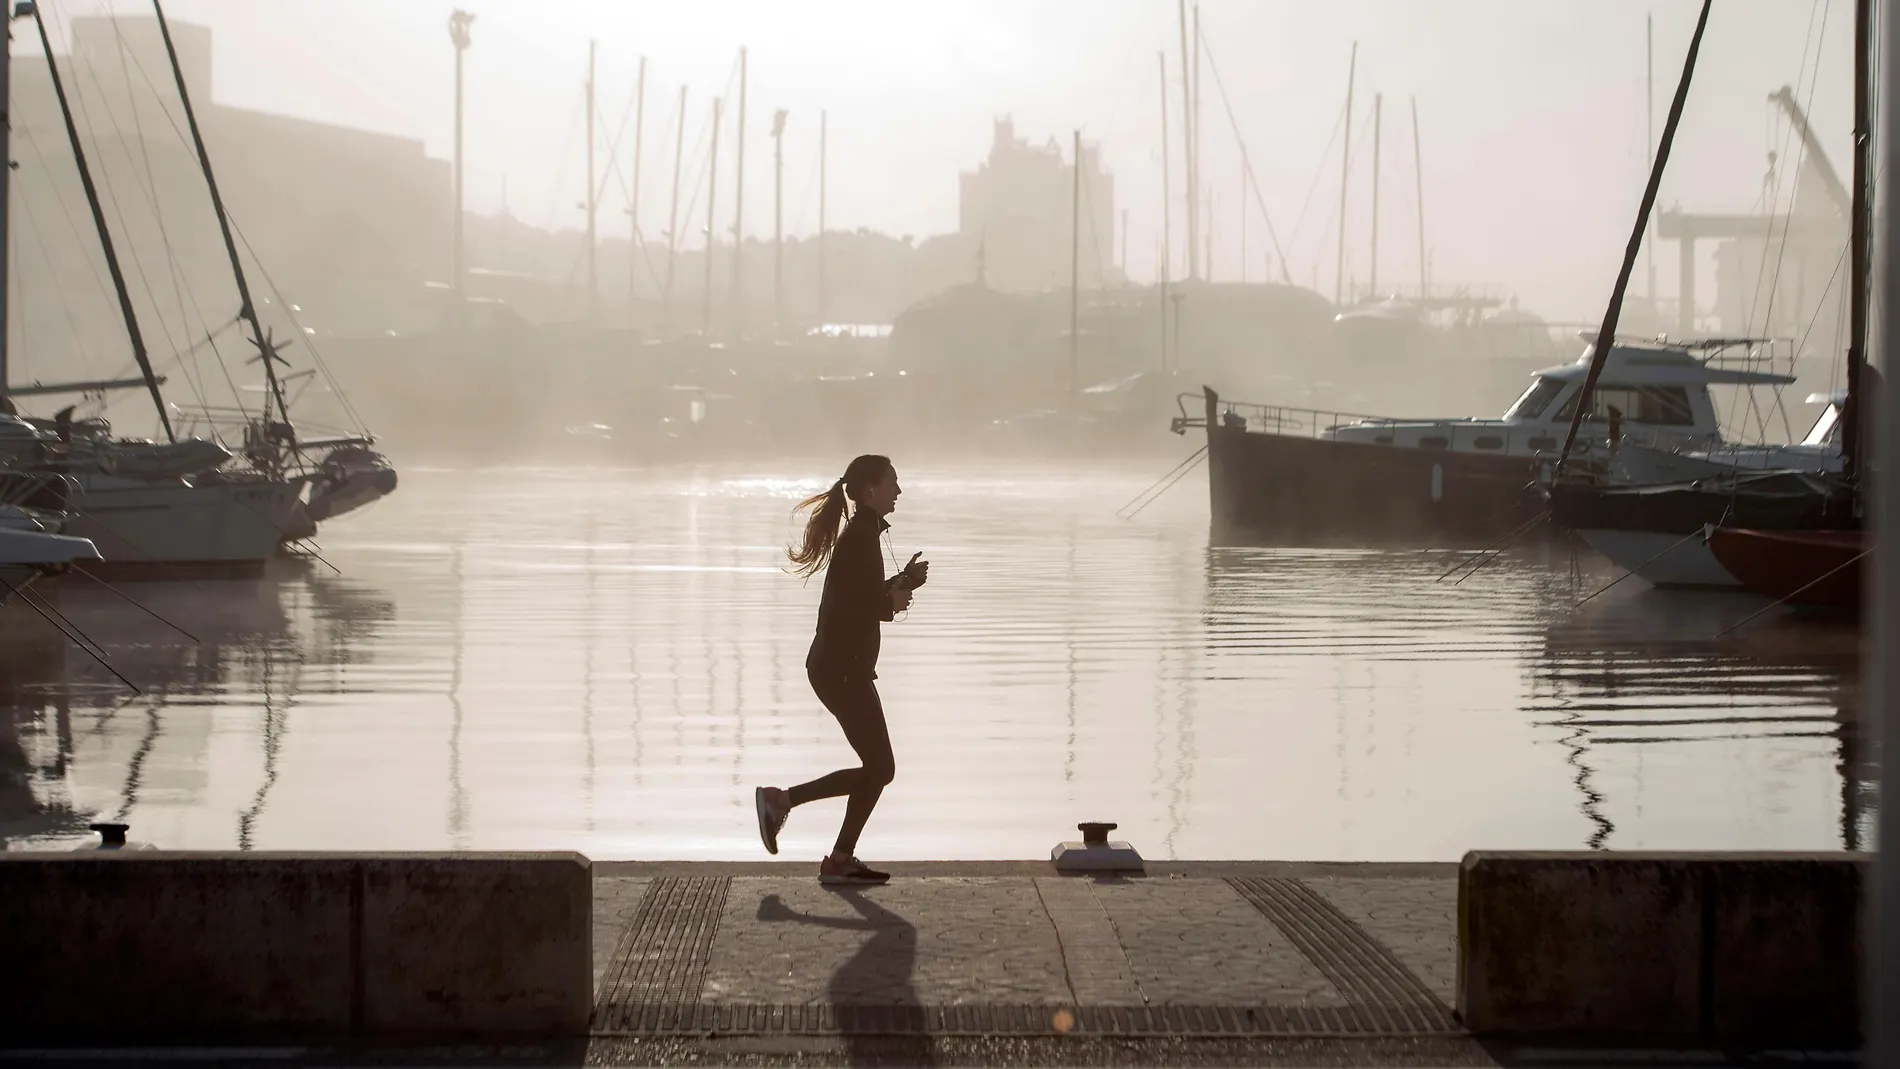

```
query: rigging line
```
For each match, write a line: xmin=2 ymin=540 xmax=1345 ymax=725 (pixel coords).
xmin=1570 ymin=526 xmax=1708 ymax=609
xmin=69 ymin=565 xmax=200 ymax=643
xmin=8 ymin=207 xmax=21 ymax=382
xmin=1197 ymin=23 xmax=1291 ymax=282
xmin=64 ymin=31 xmax=195 ymax=418
xmin=539 ymin=92 xmax=588 ymax=232
xmin=1712 ymin=549 xmax=1869 ymax=638
xmin=634 ymin=98 xmax=685 ymax=290
xmin=95 ymin=10 xmax=223 ymax=426
xmin=1434 ymin=507 xmax=1550 ymax=582
xmin=1123 ymin=447 xmax=1207 ymax=520
xmin=1285 ymin=101 xmax=1347 ymax=266
xmin=0 ymin=574 xmax=141 ymax=695
xmin=1330 ymin=106 xmax=1380 ymax=295
xmin=107 ymin=5 xmax=252 ymax=427
xmin=224 ymin=222 xmax=369 ymax=437
xmin=16 ymin=121 xmax=115 ymax=312
xmin=1752 ymin=3 xmax=1832 ymax=351
xmin=16 ymin=191 xmax=99 ymax=379
xmin=1117 ymin=444 xmax=1207 ymax=517
xmin=1451 ymin=513 xmax=1550 ymax=586
xmin=1741 ymin=0 xmax=1826 ymax=346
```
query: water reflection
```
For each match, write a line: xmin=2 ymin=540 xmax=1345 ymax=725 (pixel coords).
xmin=0 ymin=466 xmax=1870 ymax=859
xmin=0 ymin=568 xmax=396 ymax=850
xmin=1535 ymin=588 xmax=1863 ymax=851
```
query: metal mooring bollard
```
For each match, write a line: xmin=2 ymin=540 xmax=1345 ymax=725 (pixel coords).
xmin=1052 ymin=821 xmax=1144 ymax=873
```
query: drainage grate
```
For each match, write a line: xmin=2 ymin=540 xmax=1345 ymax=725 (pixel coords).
xmin=1227 ymin=877 xmax=1457 ymax=1034
xmin=589 ymin=1001 xmax=1462 ymax=1037
xmin=593 ymin=876 xmax=731 ymax=1033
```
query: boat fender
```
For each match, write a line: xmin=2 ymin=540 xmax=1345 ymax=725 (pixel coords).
xmin=1430 ymin=463 xmax=1444 ymax=504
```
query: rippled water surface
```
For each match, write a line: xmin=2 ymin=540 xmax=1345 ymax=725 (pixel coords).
xmin=0 ymin=463 xmax=1868 ymax=859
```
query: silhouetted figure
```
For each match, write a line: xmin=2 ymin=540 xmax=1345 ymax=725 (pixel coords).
xmin=756 ymin=454 xmax=928 ymax=885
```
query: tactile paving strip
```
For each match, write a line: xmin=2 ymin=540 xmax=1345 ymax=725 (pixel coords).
xmin=1227 ymin=877 xmax=1457 ymax=1034
xmin=593 ymin=876 xmax=731 ymax=1033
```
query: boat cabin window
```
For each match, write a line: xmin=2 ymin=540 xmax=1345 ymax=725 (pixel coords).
xmin=1505 ymin=377 xmax=1566 ymax=421
xmin=1800 ymin=404 xmax=1841 ymax=448
xmin=1553 ymin=384 xmax=1695 ymax=426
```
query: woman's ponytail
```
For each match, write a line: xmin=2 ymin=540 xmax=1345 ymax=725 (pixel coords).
xmin=786 ymin=455 xmax=891 ymax=578
xmin=787 ymin=478 xmax=850 ymax=578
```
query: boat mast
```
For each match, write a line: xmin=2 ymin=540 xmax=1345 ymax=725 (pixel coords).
xmin=1193 ymin=4 xmax=1203 ymax=278
xmin=730 ymin=47 xmax=746 ymax=337
xmin=1177 ymin=0 xmax=1195 ymax=281
xmin=1370 ymin=92 xmax=1381 ymax=297
xmin=584 ymin=39 xmax=597 ymax=326
xmin=1412 ymin=96 xmax=1426 ymax=299
xmin=818 ymin=109 xmax=827 ymax=325
xmin=664 ymin=85 xmax=686 ymax=322
xmin=702 ymin=97 xmax=722 ymax=335
xmin=1645 ymin=13 xmax=1656 ymax=303
xmin=1841 ymin=0 xmax=1871 ymax=485
xmin=771 ymin=107 xmax=786 ymax=333
xmin=628 ymin=55 xmax=645 ymax=321
xmin=32 ymin=6 xmax=173 ymax=441
xmin=1554 ymin=0 xmax=1713 ymax=473
xmin=1159 ymin=51 xmax=1171 ymax=372
xmin=449 ymin=10 xmax=472 ymax=325
xmin=1335 ymin=42 xmax=1357 ymax=305
xmin=154 ymin=0 xmax=289 ymax=439
xmin=1070 ymin=130 xmax=1081 ymax=412
xmin=1870 ymin=0 xmax=1900 ymax=1047
xmin=0 ymin=5 xmax=16 ymax=406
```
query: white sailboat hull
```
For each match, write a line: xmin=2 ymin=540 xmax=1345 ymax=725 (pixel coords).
xmin=1576 ymin=528 xmax=1740 ymax=589
xmin=62 ymin=477 xmax=304 ymax=577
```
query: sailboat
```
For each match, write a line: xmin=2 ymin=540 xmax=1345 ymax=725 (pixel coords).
xmin=1545 ymin=0 xmax=1865 ymax=591
xmin=140 ymin=0 xmax=395 ymax=532
xmin=1694 ymin=0 xmax=1878 ymax=611
xmin=0 ymin=503 xmax=98 ymax=607
xmin=0 ymin=3 xmax=393 ymax=576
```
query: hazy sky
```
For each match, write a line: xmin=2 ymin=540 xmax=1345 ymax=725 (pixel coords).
xmin=37 ymin=1 xmax=1855 ymax=320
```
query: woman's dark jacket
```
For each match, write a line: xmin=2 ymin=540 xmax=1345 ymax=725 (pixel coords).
xmin=806 ymin=508 xmax=902 ymax=680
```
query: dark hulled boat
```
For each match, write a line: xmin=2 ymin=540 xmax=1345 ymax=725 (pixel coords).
xmin=1705 ymin=527 xmax=1866 ymax=607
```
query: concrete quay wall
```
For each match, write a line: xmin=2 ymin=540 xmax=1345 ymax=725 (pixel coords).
xmin=0 ymin=852 xmax=592 ymax=1041
xmin=0 ymin=850 xmax=1867 ymax=1048
xmin=1458 ymin=850 xmax=1864 ymax=1046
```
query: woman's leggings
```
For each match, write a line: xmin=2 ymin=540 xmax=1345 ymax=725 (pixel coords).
xmin=786 ymin=669 xmax=895 ymax=857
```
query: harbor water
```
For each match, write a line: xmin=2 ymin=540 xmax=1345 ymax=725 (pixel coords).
xmin=0 ymin=461 xmax=1867 ymax=859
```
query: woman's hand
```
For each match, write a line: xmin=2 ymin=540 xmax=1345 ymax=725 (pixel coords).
xmin=891 ymin=584 xmax=914 ymax=613
xmin=903 ymin=551 xmax=929 ymax=587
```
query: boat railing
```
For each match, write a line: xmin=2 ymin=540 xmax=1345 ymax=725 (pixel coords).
xmin=1171 ymin=393 xmax=1390 ymax=439
xmin=1171 ymin=390 xmax=1720 ymax=457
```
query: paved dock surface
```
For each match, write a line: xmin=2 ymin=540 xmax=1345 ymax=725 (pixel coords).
xmin=0 ymin=861 xmax=1856 ymax=1067
xmin=580 ymin=860 xmax=1498 ymax=1064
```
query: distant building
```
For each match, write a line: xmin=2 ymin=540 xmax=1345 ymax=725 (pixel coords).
xmin=8 ymin=13 xmax=449 ymax=364
xmin=958 ymin=119 xmax=1116 ymax=293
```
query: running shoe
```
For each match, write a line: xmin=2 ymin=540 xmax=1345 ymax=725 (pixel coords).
xmin=754 ymin=786 xmax=788 ymax=855
xmin=818 ymin=855 xmax=890 ymax=885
